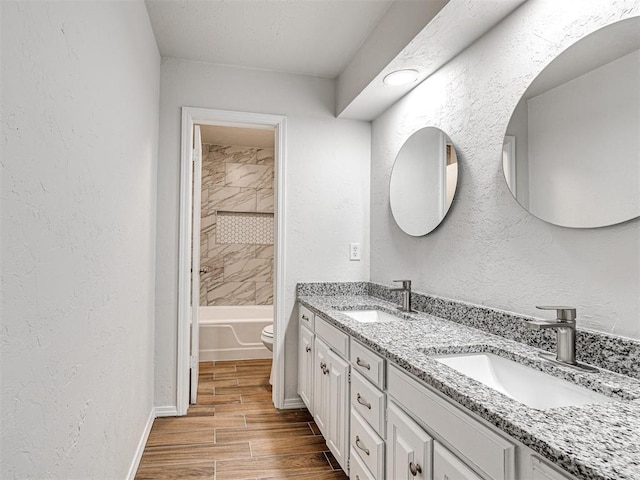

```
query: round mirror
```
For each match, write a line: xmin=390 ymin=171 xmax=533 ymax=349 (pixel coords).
xmin=503 ymin=17 xmax=640 ymax=228
xmin=390 ymin=127 xmax=459 ymax=236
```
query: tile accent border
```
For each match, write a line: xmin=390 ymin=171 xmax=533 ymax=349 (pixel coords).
xmin=296 ymin=281 xmax=640 ymax=380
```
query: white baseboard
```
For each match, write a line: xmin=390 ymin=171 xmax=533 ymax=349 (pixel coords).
xmin=155 ymin=405 xmax=179 ymax=417
xmin=126 ymin=407 xmax=155 ymax=480
xmin=282 ymin=396 xmax=306 ymax=409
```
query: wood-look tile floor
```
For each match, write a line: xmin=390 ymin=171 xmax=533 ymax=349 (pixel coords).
xmin=135 ymin=359 xmax=349 ymax=480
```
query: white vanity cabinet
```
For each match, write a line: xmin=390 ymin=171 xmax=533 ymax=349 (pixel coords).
xmin=387 ymin=364 xmax=516 ymax=480
xmin=297 ymin=302 xmax=578 ymax=480
xmin=530 ymin=457 xmax=574 ymax=480
xmin=297 ymin=305 xmax=316 ymax=412
xmin=387 ymin=401 xmax=433 ymax=480
xmin=298 ymin=305 xmax=351 ymax=474
xmin=433 ymin=442 xmax=482 ymax=480
xmin=349 ymin=340 xmax=387 ymax=480
xmin=313 ymin=318 xmax=350 ymax=473
xmin=298 ymin=323 xmax=314 ymax=412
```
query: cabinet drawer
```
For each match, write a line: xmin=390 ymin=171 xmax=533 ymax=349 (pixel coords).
xmin=350 ymin=340 xmax=385 ymax=389
xmin=388 ymin=364 xmax=515 ymax=480
xmin=350 ymin=447 xmax=376 ymax=480
xmin=351 ymin=410 xmax=385 ymax=480
xmin=298 ymin=304 xmax=315 ymax=330
xmin=315 ymin=316 xmax=349 ymax=358
xmin=351 ymin=370 xmax=385 ymax=435
xmin=434 ymin=442 xmax=483 ymax=480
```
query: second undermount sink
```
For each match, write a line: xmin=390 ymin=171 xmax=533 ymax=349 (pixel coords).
xmin=342 ymin=309 xmax=401 ymax=323
xmin=432 ymin=352 xmax=612 ymax=410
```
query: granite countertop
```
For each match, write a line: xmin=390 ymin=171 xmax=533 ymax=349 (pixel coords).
xmin=297 ymin=294 xmax=640 ymax=480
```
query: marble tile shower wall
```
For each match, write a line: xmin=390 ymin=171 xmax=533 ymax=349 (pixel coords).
xmin=200 ymin=144 xmax=274 ymax=306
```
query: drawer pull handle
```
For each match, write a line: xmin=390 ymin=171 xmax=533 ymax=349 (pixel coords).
xmin=305 ymin=345 xmax=311 ymax=353
xmin=302 ymin=314 xmax=309 ymax=321
xmin=355 ymin=435 xmax=370 ymax=456
xmin=356 ymin=393 xmax=372 ymax=410
xmin=320 ymin=362 xmax=329 ymax=375
xmin=356 ymin=357 xmax=371 ymax=370
xmin=409 ymin=461 xmax=422 ymax=476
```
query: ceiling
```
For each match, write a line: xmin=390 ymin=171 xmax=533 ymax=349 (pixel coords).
xmin=145 ymin=0 xmax=393 ymax=78
xmin=145 ymin=0 xmax=527 ymax=120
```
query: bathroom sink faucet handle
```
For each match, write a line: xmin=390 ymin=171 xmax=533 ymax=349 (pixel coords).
xmin=393 ymin=280 xmax=411 ymax=289
xmin=390 ymin=280 xmax=412 ymax=312
xmin=527 ymin=306 xmax=597 ymax=372
xmin=536 ymin=306 xmax=576 ymax=321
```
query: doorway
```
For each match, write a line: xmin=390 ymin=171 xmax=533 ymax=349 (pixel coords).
xmin=177 ymin=107 xmax=287 ymax=414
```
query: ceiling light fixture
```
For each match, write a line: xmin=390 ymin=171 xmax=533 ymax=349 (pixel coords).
xmin=383 ymin=69 xmax=420 ymax=86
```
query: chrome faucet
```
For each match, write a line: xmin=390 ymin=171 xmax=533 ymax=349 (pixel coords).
xmin=390 ymin=280 xmax=412 ymax=312
xmin=525 ymin=306 xmax=597 ymax=372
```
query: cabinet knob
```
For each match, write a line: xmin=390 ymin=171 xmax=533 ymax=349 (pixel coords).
xmin=409 ymin=461 xmax=422 ymax=476
xmin=305 ymin=345 xmax=311 ymax=353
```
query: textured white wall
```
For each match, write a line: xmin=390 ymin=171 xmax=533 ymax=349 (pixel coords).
xmin=371 ymin=0 xmax=640 ymax=339
xmin=1 ymin=2 xmax=160 ymax=478
xmin=156 ymin=58 xmax=370 ymax=407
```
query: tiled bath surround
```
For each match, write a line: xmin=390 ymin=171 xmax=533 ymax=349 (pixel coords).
xmin=200 ymin=144 xmax=274 ymax=306
xmin=296 ymin=282 xmax=640 ymax=380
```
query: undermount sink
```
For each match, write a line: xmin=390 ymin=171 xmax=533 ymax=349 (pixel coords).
xmin=432 ymin=352 xmax=612 ymax=410
xmin=341 ymin=309 xmax=401 ymax=323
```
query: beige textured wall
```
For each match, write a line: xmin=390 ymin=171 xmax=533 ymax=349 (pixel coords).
xmin=199 ymin=144 xmax=275 ymax=306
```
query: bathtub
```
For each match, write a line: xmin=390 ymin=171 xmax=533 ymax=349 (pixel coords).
xmin=198 ymin=305 xmax=273 ymax=362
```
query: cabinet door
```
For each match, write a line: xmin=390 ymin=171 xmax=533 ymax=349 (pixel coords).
xmin=530 ymin=456 xmax=574 ymax=480
xmin=298 ymin=324 xmax=314 ymax=413
xmin=313 ymin=338 xmax=331 ymax=437
xmin=433 ymin=442 xmax=482 ymax=480
xmin=326 ymin=348 xmax=350 ymax=474
xmin=387 ymin=401 xmax=432 ymax=480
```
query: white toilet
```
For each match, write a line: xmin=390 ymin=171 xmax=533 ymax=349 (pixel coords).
xmin=261 ymin=324 xmax=274 ymax=385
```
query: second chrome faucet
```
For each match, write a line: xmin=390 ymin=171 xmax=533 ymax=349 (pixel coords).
xmin=390 ymin=280 xmax=412 ymax=312
xmin=525 ymin=306 xmax=598 ymax=372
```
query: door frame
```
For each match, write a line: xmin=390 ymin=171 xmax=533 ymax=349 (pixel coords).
xmin=177 ymin=106 xmax=287 ymax=415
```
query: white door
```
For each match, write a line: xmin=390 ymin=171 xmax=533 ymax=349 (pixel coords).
xmin=387 ymin=401 xmax=432 ymax=479
xmin=434 ymin=442 xmax=483 ymax=480
xmin=314 ymin=338 xmax=331 ymax=436
xmin=298 ymin=324 xmax=314 ymax=413
xmin=190 ymin=125 xmax=203 ymax=404
xmin=326 ymin=349 xmax=350 ymax=473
